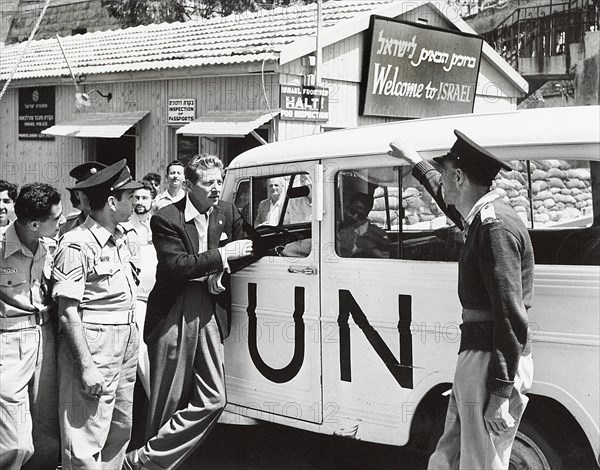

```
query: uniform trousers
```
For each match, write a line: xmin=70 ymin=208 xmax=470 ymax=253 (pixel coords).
xmin=0 ymin=322 xmax=60 ymax=470
xmin=58 ymin=322 xmax=139 ymax=470
xmin=428 ymin=350 xmax=534 ymax=470
xmin=138 ymin=316 xmax=226 ymax=470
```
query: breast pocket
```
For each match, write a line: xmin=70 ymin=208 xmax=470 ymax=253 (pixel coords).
xmin=0 ymin=269 xmax=27 ymax=291
xmin=93 ymin=263 xmax=121 ymax=290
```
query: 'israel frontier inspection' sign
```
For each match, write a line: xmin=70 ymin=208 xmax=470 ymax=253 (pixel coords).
xmin=361 ymin=17 xmax=483 ymax=119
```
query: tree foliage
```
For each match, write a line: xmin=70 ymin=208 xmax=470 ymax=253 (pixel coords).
xmin=102 ymin=0 xmax=317 ymax=27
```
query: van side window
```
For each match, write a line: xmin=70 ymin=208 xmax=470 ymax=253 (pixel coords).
xmin=400 ymin=171 xmax=463 ymax=262
xmin=233 ymin=179 xmax=251 ymax=223
xmin=493 ymin=159 xmax=598 ymax=265
xmin=235 ymin=173 xmax=312 ymax=258
xmin=335 ymin=168 xmax=398 ymax=259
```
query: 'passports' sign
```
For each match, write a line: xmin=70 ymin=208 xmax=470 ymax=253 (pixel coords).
xmin=361 ymin=17 xmax=483 ymax=119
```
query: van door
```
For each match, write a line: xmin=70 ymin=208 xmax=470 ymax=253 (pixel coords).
xmin=225 ymin=161 xmax=323 ymax=424
xmin=319 ymin=155 xmax=463 ymax=445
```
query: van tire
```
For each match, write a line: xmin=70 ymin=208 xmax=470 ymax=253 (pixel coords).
xmin=510 ymin=420 xmax=563 ymax=470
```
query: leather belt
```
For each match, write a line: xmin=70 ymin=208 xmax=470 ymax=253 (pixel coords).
xmin=81 ymin=308 xmax=135 ymax=325
xmin=462 ymin=308 xmax=493 ymax=322
xmin=0 ymin=310 xmax=51 ymax=331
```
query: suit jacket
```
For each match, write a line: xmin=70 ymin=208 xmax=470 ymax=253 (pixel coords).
xmin=144 ymin=197 xmax=244 ymax=436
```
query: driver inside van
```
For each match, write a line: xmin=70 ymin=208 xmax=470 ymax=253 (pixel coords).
xmin=338 ymin=192 xmax=390 ymax=258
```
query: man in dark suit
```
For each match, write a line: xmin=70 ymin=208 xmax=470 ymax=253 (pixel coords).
xmin=124 ymin=154 xmax=253 ymax=470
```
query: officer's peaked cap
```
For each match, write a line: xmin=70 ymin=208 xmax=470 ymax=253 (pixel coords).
xmin=74 ymin=159 xmax=143 ymax=192
xmin=67 ymin=161 xmax=107 ymax=190
xmin=434 ymin=130 xmax=512 ymax=180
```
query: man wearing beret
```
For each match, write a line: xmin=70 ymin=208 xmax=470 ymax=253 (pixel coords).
xmin=389 ymin=130 xmax=534 ymax=470
xmin=52 ymin=160 xmax=143 ymax=469
xmin=60 ymin=161 xmax=107 ymax=236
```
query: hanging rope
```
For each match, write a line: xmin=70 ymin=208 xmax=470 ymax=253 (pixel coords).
xmin=0 ymin=0 xmax=53 ymax=103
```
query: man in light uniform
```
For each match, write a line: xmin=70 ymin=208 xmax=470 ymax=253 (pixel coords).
xmin=60 ymin=162 xmax=107 ymax=236
xmin=52 ymin=160 xmax=143 ymax=469
xmin=389 ymin=130 xmax=534 ymax=470
xmin=129 ymin=179 xmax=158 ymax=396
xmin=0 ymin=183 xmax=64 ymax=470
xmin=154 ymin=160 xmax=185 ymax=210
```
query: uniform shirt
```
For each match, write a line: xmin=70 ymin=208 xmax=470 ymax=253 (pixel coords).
xmin=154 ymin=188 xmax=185 ymax=211
xmin=0 ymin=222 xmax=55 ymax=317
xmin=413 ymin=161 xmax=534 ymax=398
xmin=129 ymin=212 xmax=153 ymax=246
xmin=52 ymin=216 xmax=137 ymax=313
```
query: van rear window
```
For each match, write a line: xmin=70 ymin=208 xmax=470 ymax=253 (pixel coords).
xmin=334 ymin=160 xmax=599 ymax=265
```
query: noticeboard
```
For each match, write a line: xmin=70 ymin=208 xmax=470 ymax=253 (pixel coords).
xmin=18 ymin=86 xmax=55 ymax=140
xmin=361 ymin=17 xmax=483 ymax=119
xmin=280 ymin=85 xmax=329 ymax=122
xmin=168 ymin=98 xmax=196 ymax=124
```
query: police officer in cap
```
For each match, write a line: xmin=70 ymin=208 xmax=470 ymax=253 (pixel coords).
xmin=389 ymin=131 xmax=534 ymax=470
xmin=60 ymin=162 xmax=107 ymax=236
xmin=52 ymin=159 xmax=143 ymax=469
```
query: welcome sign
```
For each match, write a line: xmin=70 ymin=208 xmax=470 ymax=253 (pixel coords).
xmin=361 ymin=17 xmax=483 ymax=119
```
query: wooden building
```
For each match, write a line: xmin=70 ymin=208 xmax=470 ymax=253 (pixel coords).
xmin=0 ymin=0 xmax=527 ymax=212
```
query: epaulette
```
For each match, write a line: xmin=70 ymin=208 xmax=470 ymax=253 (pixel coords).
xmin=480 ymin=203 xmax=499 ymax=225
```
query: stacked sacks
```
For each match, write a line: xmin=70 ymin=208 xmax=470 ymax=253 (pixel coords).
xmin=371 ymin=186 xmax=438 ymax=227
xmin=491 ymin=160 xmax=592 ymax=225
xmin=371 ymin=186 xmax=400 ymax=227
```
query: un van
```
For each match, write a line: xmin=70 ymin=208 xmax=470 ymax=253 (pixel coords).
xmin=221 ymin=105 xmax=600 ymax=469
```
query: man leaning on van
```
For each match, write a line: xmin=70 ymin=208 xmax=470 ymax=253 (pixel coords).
xmin=390 ymin=130 xmax=534 ymax=470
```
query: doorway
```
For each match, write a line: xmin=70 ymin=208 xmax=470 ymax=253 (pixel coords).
xmin=94 ymin=128 xmax=137 ymax=178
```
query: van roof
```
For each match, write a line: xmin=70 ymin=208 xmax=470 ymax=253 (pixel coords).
xmin=230 ymin=106 xmax=600 ymax=168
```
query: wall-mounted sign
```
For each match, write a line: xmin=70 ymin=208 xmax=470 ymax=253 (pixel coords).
xmin=280 ymin=85 xmax=329 ymax=122
xmin=361 ymin=17 xmax=483 ymax=119
xmin=168 ymin=98 xmax=196 ymax=124
xmin=18 ymin=86 xmax=55 ymax=140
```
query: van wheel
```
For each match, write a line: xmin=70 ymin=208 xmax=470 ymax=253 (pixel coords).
xmin=510 ymin=420 xmax=563 ymax=470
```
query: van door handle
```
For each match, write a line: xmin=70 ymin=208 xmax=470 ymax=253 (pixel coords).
xmin=288 ymin=266 xmax=318 ymax=275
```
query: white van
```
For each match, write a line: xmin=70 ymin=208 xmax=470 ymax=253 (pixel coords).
xmin=221 ymin=105 xmax=600 ymax=469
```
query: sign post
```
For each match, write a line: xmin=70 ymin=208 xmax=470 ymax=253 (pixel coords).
xmin=18 ymin=86 xmax=55 ymax=140
xmin=361 ymin=18 xmax=483 ymax=119
xmin=280 ymin=85 xmax=329 ymax=122
xmin=168 ymin=98 xmax=196 ymax=124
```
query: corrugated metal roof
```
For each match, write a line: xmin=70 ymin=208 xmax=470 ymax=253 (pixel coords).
xmin=0 ymin=0 xmax=396 ymax=81
xmin=42 ymin=110 xmax=149 ymax=137
xmin=177 ymin=109 xmax=280 ymax=137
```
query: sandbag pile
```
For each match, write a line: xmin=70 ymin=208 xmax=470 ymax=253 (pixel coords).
xmin=491 ymin=160 xmax=592 ymax=225
xmin=371 ymin=186 xmax=439 ymax=226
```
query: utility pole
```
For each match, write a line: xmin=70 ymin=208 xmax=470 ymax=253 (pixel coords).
xmin=315 ymin=0 xmax=322 ymax=86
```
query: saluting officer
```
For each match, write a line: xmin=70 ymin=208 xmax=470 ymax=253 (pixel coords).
xmin=0 ymin=183 xmax=64 ymax=470
xmin=390 ymin=131 xmax=535 ymax=470
xmin=60 ymin=162 xmax=107 ymax=236
xmin=52 ymin=159 xmax=143 ymax=469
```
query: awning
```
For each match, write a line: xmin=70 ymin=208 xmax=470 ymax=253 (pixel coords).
xmin=176 ymin=109 xmax=280 ymax=137
xmin=42 ymin=111 xmax=150 ymax=138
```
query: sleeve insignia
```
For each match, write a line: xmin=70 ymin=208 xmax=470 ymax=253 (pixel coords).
xmin=480 ymin=203 xmax=498 ymax=225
